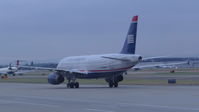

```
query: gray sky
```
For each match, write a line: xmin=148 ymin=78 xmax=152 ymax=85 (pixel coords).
xmin=0 ymin=0 xmax=198 ymax=64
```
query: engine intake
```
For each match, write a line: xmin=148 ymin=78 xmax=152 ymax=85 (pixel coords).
xmin=48 ymin=73 xmax=65 ymax=85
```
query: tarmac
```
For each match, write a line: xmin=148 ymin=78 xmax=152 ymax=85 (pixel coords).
xmin=0 ymin=83 xmax=199 ymax=112
xmin=7 ymin=73 xmax=199 ymax=80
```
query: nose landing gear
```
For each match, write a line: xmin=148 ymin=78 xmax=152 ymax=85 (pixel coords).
xmin=106 ymin=75 xmax=123 ymax=88
xmin=108 ymin=81 xmax=118 ymax=88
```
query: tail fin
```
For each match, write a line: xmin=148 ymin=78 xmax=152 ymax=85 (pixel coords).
xmin=8 ymin=63 xmax=12 ymax=70
xmin=16 ymin=60 xmax=19 ymax=69
xmin=120 ymin=16 xmax=138 ymax=54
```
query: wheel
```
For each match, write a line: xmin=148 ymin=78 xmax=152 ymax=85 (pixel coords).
xmin=70 ymin=82 xmax=74 ymax=88
xmin=67 ymin=83 xmax=70 ymax=88
xmin=109 ymin=82 xmax=113 ymax=88
xmin=75 ymin=82 xmax=79 ymax=88
xmin=114 ymin=82 xmax=118 ymax=87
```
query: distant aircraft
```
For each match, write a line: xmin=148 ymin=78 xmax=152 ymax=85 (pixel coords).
xmin=0 ymin=60 xmax=36 ymax=78
xmin=0 ymin=60 xmax=20 ymax=78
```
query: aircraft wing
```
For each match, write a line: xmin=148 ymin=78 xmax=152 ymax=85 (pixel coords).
xmin=19 ymin=66 xmax=89 ymax=74
xmin=142 ymin=56 xmax=171 ymax=61
xmin=0 ymin=70 xmax=36 ymax=76
xmin=102 ymin=56 xmax=170 ymax=62
xmin=18 ymin=66 xmax=55 ymax=71
xmin=133 ymin=61 xmax=189 ymax=70
xmin=14 ymin=70 xmax=38 ymax=74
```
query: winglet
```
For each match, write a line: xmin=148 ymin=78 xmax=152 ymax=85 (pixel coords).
xmin=16 ymin=60 xmax=19 ymax=68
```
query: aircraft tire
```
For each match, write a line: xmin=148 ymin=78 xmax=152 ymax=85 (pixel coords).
xmin=114 ymin=82 xmax=118 ymax=87
xmin=67 ymin=83 xmax=70 ymax=88
xmin=70 ymin=82 xmax=75 ymax=88
xmin=109 ymin=82 xmax=113 ymax=88
xmin=75 ymin=82 xmax=79 ymax=88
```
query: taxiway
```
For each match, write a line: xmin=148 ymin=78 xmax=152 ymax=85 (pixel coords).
xmin=0 ymin=83 xmax=199 ymax=112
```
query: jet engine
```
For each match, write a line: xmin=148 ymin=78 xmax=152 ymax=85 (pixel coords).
xmin=48 ymin=73 xmax=65 ymax=85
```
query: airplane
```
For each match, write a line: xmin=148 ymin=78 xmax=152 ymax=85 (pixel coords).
xmin=0 ymin=60 xmax=37 ymax=78
xmin=0 ymin=61 xmax=20 ymax=78
xmin=26 ymin=15 xmax=185 ymax=88
xmin=18 ymin=15 xmax=190 ymax=88
xmin=43 ymin=15 xmax=143 ymax=88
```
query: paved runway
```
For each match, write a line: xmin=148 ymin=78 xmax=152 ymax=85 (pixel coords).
xmin=8 ymin=74 xmax=199 ymax=81
xmin=0 ymin=83 xmax=199 ymax=112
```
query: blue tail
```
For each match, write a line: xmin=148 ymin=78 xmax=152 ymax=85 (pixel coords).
xmin=120 ymin=16 xmax=138 ymax=54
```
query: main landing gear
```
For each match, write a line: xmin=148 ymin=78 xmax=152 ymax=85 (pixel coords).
xmin=108 ymin=81 xmax=118 ymax=88
xmin=106 ymin=78 xmax=119 ymax=88
xmin=106 ymin=75 xmax=123 ymax=88
xmin=66 ymin=78 xmax=79 ymax=88
xmin=67 ymin=82 xmax=79 ymax=88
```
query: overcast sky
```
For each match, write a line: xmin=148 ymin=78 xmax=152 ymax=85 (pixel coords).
xmin=0 ymin=0 xmax=198 ymax=64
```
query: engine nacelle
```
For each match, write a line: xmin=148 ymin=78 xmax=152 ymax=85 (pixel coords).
xmin=48 ymin=73 xmax=65 ymax=85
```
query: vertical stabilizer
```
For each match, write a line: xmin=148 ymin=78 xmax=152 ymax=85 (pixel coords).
xmin=120 ymin=16 xmax=138 ymax=54
xmin=16 ymin=60 xmax=19 ymax=69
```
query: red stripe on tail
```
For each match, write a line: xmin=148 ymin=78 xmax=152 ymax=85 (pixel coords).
xmin=132 ymin=16 xmax=138 ymax=22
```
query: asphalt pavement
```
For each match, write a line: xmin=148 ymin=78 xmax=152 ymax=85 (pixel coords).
xmin=0 ymin=83 xmax=199 ymax=112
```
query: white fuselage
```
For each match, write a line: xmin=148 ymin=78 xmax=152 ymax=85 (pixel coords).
xmin=0 ymin=67 xmax=18 ymax=74
xmin=57 ymin=53 xmax=141 ymax=74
